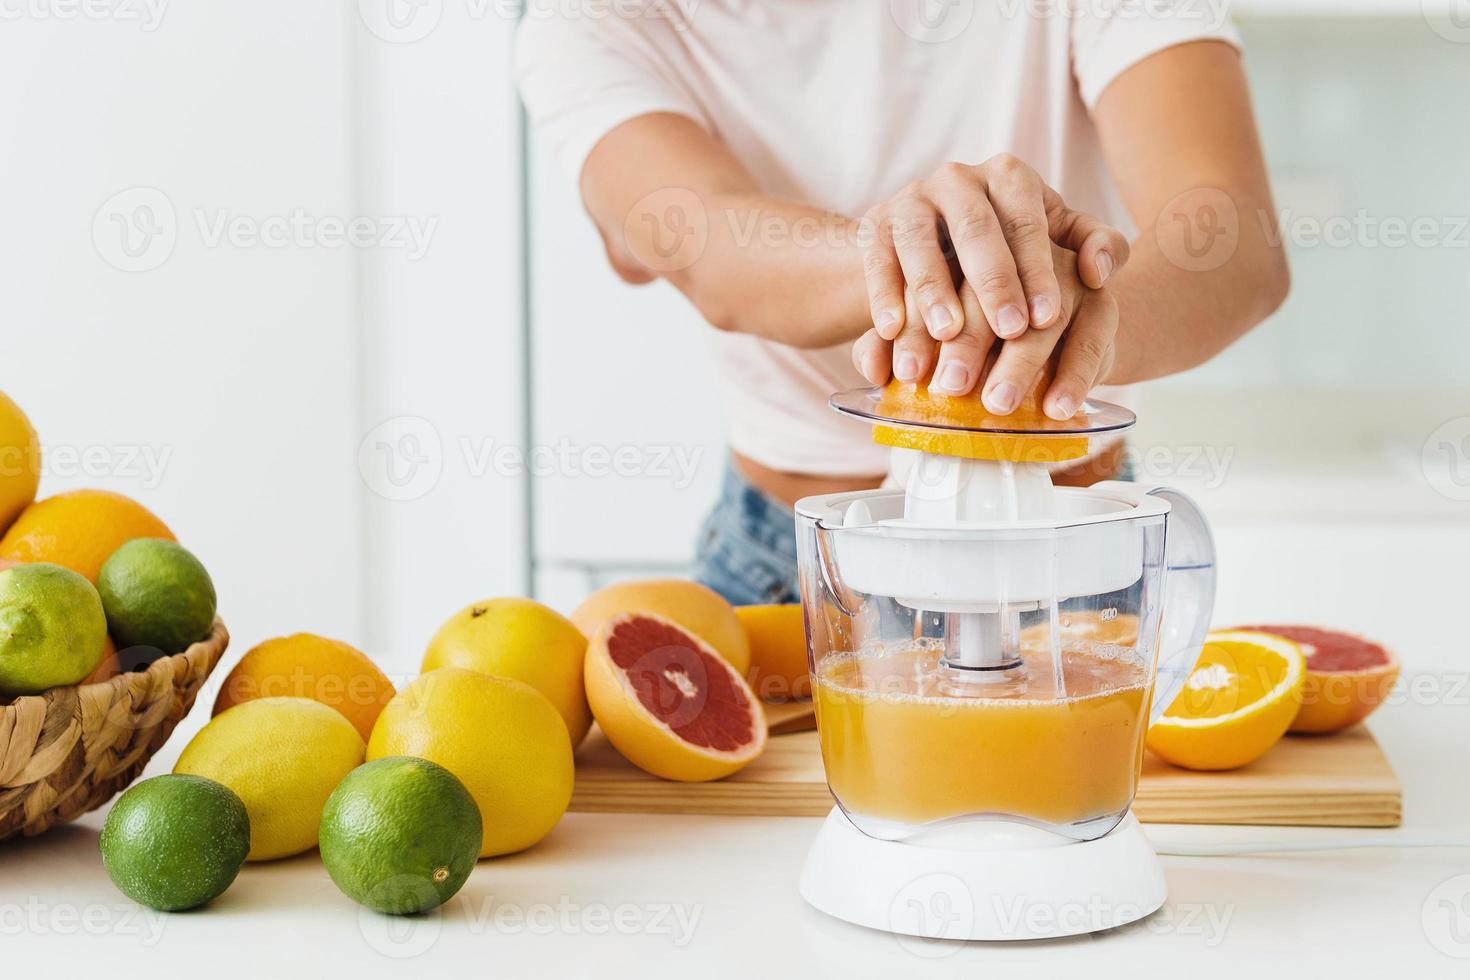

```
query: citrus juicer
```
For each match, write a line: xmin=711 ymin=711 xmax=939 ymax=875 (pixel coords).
xmin=793 ymin=379 xmax=1218 ymax=941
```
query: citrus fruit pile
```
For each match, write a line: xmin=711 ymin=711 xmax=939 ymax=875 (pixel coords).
xmin=0 ymin=390 xmax=217 ymax=698
xmin=122 ymin=596 xmax=587 ymax=904
xmin=97 ymin=578 xmax=783 ymax=914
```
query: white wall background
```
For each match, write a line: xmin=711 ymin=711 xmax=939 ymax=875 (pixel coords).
xmin=352 ymin=2 xmax=527 ymax=672
xmin=1 ymin=4 xmax=365 ymax=664
xmin=0 ymin=2 xmax=526 ymax=692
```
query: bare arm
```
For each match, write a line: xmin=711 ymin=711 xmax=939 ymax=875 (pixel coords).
xmin=1094 ymin=40 xmax=1290 ymax=385
xmin=580 ymin=115 xmax=1123 ymax=354
xmin=578 ymin=41 xmax=1285 ymax=408
xmin=580 ymin=113 xmax=869 ymax=350
xmin=851 ymin=40 xmax=1288 ymax=416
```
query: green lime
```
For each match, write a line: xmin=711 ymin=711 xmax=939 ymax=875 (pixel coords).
xmin=0 ymin=562 xmax=108 ymax=695
xmin=319 ymin=756 xmax=482 ymax=915
xmin=100 ymin=774 xmax=250 ymax=911
xmin=97 ymin=538 xmax=216 ymax=656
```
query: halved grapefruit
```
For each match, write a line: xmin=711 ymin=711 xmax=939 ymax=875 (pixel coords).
xmin=1237 ymin=625 xmax=1399 ymax=734
xmin=585 ymin=612 xmax=766 ymax=782
xmin=572 ymin=579 xmax=750 ymax=674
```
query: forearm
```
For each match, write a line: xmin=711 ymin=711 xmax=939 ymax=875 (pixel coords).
xmin=1093 ymin=40 xmax=1288 ymax=387
xmin=581 ymin=113 xmax=871 ymax=349
xmin=664 ymin=191 xmax=871 ymax=349
xmin=1105 ymin=217 xmax=1288 ymax=385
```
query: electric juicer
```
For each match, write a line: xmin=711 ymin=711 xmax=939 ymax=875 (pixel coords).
xmin=794 ymin=377 xmax=1217 ymax=941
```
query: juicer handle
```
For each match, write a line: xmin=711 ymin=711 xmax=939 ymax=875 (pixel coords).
xmin=1095 ymin=482 xmax=1218 ymax=723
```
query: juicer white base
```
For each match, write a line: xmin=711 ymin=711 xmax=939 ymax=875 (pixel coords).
xmin=799 ymin=808 xmax=1166 ymax=941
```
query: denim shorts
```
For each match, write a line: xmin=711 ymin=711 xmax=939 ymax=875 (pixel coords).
xmin=693 ymin=465 xmax=801 ymax=606
xmin=692 ymin=454 xmax=1135 ymax=607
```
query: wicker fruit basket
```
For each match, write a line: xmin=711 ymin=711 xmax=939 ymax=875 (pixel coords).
xmin=0 ymin=619 xmax=229 ymax=841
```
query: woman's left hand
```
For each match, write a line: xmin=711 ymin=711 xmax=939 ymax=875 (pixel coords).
xmin=853 ymin=243 xmax=1119 ymax=421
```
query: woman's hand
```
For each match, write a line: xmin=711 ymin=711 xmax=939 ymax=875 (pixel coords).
xmin=856 ymin=154 xmax=1128 ymax=416
xmin=854 ymin=243 xmax=1119 ymax=421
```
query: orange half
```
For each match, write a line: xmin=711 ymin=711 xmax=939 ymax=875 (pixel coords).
xmin=871 ymin=371 xmax=1091 ymax=463
xmin=1146 ymin=630 xmax=1306 ymax=771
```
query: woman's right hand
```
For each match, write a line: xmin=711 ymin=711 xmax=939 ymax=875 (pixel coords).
xmin=855 ymin=155 xmax=1128 ymax=410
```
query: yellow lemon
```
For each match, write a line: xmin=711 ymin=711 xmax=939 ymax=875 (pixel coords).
xmin=0 ymin=390 xmax=41 ymax=536
xmin=422 ymin=597 xmax=590 ymax=746
xmin=368 ymin=667 xmax=573 ymax=858
xmin=175 ymin=697 xmax=365 ymax=860
xmin=1146 ymin=630 xmax=1306 ymax=771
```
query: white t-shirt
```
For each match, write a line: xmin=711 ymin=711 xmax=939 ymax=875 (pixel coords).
xmin=515 ymin=0 xmax=1240 ymax=476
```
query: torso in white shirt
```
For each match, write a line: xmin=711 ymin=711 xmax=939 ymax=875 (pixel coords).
xmin=516 ymin=0 xmax=1240 ymax=475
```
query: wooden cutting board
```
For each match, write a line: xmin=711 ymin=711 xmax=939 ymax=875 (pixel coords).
xmin=570 ymin=705 xmax=1402 ymax=827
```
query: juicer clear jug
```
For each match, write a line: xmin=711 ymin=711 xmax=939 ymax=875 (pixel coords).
xmin=795 ymin=480 xmax=1216 ymax=843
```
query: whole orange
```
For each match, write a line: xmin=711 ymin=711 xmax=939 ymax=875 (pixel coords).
xmin=0 ymin=489 xmax=174 ymax=583
xmin=736 ymin=603 xmax=811 ymax=701
xmin=82 ymin=636 xmax=121 ymax=685
xmin=213 ymin=633 xmax=397 ymax=742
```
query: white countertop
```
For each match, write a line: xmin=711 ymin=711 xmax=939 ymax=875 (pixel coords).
xmin=4 ymin=686 xmax=1468 ymax=979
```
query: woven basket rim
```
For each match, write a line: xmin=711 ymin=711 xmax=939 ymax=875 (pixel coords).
xmin=0 ymin=618 xmax=229 ymax=840
xmin=1 ymin=617 xmax=229 ymax=711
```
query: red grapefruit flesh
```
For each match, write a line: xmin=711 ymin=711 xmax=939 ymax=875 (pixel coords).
xmin=585 ymin=612 xmax=766 ymax=781
xmin=1238 ymin=625 xmax=1399 ymax=734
